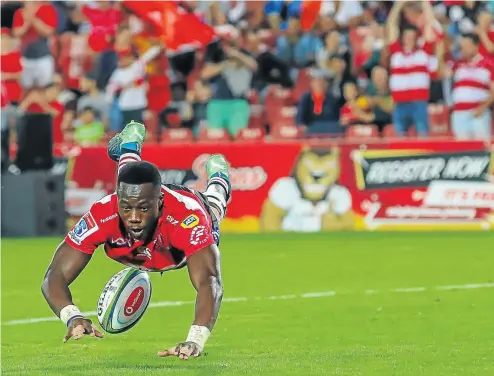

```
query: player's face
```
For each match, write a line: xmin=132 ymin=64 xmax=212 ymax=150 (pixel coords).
xmin=117 ymin=183 xmax=162 ymax=241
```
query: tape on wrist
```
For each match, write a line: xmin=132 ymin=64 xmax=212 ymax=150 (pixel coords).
xmin=185 ymin=325 xmax=211 ymax=351
xmin=59 ymin=305 xmax=83 ymax=326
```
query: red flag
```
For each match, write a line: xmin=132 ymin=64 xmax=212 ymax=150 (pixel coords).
xmin=300 ymin=0 xmax=322 ymax=32
xmin=123 ymin=1 xmax=216 ymax=53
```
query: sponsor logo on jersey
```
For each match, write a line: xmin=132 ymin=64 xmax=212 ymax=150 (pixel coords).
xmin=166 ymin=215 xmax=179 ymax=225
xmin=69 ymin=212 xmax=98 ymax=244
xmin=108 ymin=237 xmax=133 ymax=248
xmin=124 ymin=287 xmax=145 ymax=316
xmin=181 ymin=214 xmax=199 ymax=229
xmin=190 ymin=225 xmax=207 ymax=245
xmin=101 ymin=213 xmax=118 ymax=223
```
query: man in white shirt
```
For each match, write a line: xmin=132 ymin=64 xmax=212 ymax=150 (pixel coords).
xmin=105 ymin=45 xmax=161 ymax=131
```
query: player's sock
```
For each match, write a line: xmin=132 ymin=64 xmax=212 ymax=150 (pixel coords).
xmin=118 ymin=153 xmax=141 ymax=174
xmin=204 ymin=154 xmax=231 ymax=222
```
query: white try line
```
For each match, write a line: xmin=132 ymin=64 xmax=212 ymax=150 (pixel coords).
xmin=3 ymin=282 xmax=494 ymax=326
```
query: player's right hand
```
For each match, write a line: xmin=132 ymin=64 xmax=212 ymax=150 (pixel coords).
xmin=63 ymin=318 xmax=104 ymax=343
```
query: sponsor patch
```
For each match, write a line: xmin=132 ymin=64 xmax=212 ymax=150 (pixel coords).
xmin=190 ymin=225 xmax=207 ymax=246
xmin=181 ymin=214 xmax=199 ymax=229
xmin=69 ymin=212 xmax=98 ymax=244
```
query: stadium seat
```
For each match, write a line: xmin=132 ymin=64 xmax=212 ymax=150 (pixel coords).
xmin=248 ymin=104 xmax=265 ymax=129
xmin=346 ymin=125 xmax=379 ymax=140
xmin=247 ymin=89 xmax=260 ymax=104
xmin=291 ymin=69 xmax=311 ymax=103
xmin=265 ymin=86 xmax=292 ymax=108
xmin=268 ymin=106 xmax=297 ymax=131
xmin=270 ymin=125 xmax=302 ymax=140
xmin=197 ymin=128 xmax=231 ymax=142
xmin=161 ymin=128 xmax=194 ymax=144
xmin=236 ymin=127 xmax=265 ymax=141
xmin=428 ymin=104 xmax=450 ymax=137
xmin=383 ymin=124 xmax=398 ymax=138
xmin=143 ymin=111 xmax=159 ymax=142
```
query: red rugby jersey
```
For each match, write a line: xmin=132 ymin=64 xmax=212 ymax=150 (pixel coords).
xmin=65 ymin=185 xmax=215 ymax=272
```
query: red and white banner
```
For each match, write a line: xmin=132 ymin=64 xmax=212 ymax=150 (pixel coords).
xmin=56 ymin=140 xmax=494 ymax=232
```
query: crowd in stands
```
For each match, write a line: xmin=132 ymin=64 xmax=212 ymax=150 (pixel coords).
xmin=1 ymin=0 xmax=494 ymax=149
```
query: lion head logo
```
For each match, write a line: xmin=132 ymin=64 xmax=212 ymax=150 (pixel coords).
xmin=293 ymin=147 xmax=341 ymax=202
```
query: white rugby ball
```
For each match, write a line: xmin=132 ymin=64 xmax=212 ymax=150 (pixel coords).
xmin=97 ymin=267 xmax=152 ymax=334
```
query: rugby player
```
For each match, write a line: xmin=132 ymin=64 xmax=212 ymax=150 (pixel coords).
xmin=41 ymin=121 xmax=231 ymax=360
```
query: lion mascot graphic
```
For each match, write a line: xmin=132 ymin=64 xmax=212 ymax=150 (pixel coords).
xmin=260 ymin=147 xmax=355 ymax=232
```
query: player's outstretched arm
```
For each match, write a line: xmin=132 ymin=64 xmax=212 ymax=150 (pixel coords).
xmin=41 ymin=241 xmax=104 ymax=342
xmin=158 ymin=244 xmax=223 ymax=360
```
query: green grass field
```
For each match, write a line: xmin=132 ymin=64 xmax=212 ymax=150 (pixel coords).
xmin=2 ymin=232 xmax=494 ymax=376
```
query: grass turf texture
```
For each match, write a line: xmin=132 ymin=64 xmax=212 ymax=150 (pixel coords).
xmin=2 ymin=232 xmax=494 ymax=376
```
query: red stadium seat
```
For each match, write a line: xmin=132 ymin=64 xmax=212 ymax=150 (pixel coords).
xmin=383 ymin=124 xmax=398 ymax=138
xmin=236 ymin=127 xmax=265 ymax=141
xmin=161 ymin=128 xmax=194 ymax=144
xmin=265 ymin=86 xmax=292 ymax=108
xmin=247 ymin=89 xmax=260 ymax=104
xmin=270 ymin=125 xmax=302 ymax=139
xmin=428 ymin=104 xmax=450 ymax=137
xmin=268 ymin=106 xmax=297 ymax=131
xmin=143 ymin=111 xmax=159 ymax=141
xmin=197 ymin=128 xmax=231 ymax=142
xmin=248 ymin=104 xmax=265 ymax=129
xmin=346 ymin=124 xmax=379 ymax=139
xmin=291 ymin=69 xmax=311 ymax=103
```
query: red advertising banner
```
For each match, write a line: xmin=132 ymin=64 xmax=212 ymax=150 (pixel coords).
xmin=57 ymin=140 xmax=494 ymax=232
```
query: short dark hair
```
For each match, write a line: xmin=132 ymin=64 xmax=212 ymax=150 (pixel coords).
xmin=461 ymin=33 xmax=480 ymax=45
xmin=117 ymin=161 xmax=162 ymax=189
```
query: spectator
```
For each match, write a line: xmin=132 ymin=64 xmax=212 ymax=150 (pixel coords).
xmin=181 ymin=80 xmax=213 ymax=135
xmin=450 ymin=33 xmax=493 ymax=141
xmin=387 ymin=1 xmax=435 ymax=137
xmin=265 ymin=0 xmax=302 ymax=31
xmin=72 ymin=107 xmax=105 ymax=146
xmin=195 ymin=1 xmax=247 ymax=26
xmin=296 ymin=70 xmax=341 ymax=136
xmin=12 ymin=1 xmax=57 ymax=90
xmin=276 ymin=17 xmax=323 ymax=71
xmin=201 ymin=29 xmax=258 ymax=137
xmin=17 ymin=81 xmax=64 ymax=143
xmin=1 ymin=28 xmax=22 ymax=125
xmin=105 ymin=44 xmax=162 ymax=131
xmin=317 ymin=30 xmax=351 ymax=79
xmin=78 ymin=72 xmax=109 ymax=127
xmin=340 ymin=81 xmax=374 ymax=127
xmin=476 ymin=11 xmax=494 ymax=63
xmin=319 ymin=0 xmax=364 ymax=31
xmin=81 ymin=1 xmax=123 ymax=54
xmin=327 ymin=53 xmax=355 ymax=110
xmin=366 ymin=66 xmax=393 ymax=131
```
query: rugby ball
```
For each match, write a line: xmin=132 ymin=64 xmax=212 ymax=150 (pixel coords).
xmin=97 ymin=267 xmax=152 ymax=334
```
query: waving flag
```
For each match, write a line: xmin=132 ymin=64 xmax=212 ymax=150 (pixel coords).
xmin=123 ymin=1 xmax=217 ymax=54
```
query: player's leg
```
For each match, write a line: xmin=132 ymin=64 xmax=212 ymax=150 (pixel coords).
xmin=107 ymin=120 xmax=146 ymax=173
xmin=204 ymin=154 xmax=231 ymax=223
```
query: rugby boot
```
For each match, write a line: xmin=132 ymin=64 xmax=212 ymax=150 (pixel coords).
xmin=107 ymin=121 xmax=146 ymax=161
xmin=206 ymin=154 xmax=232 ymax=203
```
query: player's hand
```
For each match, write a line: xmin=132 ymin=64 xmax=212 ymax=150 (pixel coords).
xmin=63 ymin=318 xmax=104 ymax=343
xmin=157 ymin=342 xmax=203 ymax=360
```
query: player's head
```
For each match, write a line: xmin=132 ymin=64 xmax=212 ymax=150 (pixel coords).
xmin=460 ymin=33 xmax=480 ymax=60
xmin=116 ymin=162 xmax=163 ymax=240
xmin=400 ymin=25 xmax=418 ymax=50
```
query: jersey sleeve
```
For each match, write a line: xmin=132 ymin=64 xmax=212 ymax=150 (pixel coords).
xmin=65 ymin=204 xmax=107 ymax=255
xmin=170 ymin=210 xmax=215 ymax=258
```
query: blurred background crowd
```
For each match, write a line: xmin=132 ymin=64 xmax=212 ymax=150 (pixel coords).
xmin=1 ymin=0 xmax=494 ymax=153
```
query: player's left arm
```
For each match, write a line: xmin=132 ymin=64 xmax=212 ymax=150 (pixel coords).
xmin=158 ymin=211 xmax=223 ymax=360
xmin=159 ymin=243 xmax=223 ymax=360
